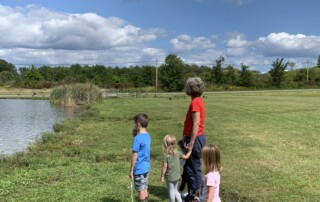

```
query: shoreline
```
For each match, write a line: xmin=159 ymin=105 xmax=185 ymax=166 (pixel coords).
xmin=0 ymin=88 xmax=51 ymax=99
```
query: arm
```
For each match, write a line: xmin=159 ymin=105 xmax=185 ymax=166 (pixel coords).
xmin=181 ymin=149 xmax=192 ymax=160
xmin=160 ymin=162 xmax=167 ymax=182
xmin=129 ymin=151 xmax=138 ymax=178
xmin=206 ymin=186 xmax=215 ymax=202
xmin=186 ymin=111 xmax=200 ymax=151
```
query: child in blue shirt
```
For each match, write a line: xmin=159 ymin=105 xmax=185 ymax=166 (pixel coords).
xmin=129 ymin=113 xmax=151 ymax=202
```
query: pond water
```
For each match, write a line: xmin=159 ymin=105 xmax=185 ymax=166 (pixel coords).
xmin=0 ymin=99 xmax=70 ymax=155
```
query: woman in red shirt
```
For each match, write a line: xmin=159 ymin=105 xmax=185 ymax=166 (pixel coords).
xmin=181 ymin=77 xmax=207 ymax=198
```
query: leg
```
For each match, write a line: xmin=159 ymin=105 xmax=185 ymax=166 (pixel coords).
xmin=173 ymin=180 xmax=183 ymax=202
xmin=185 ymin=135 xmax=206 ymax=194
xmin=194 ymin=134 xmax=206 ymax=194
xmin=138 ymin=189 xmax=147 ymax=201
xmin=179 ymin=169 xmax=187 ymax=192
xmin=134 ymin=173 xmax=149 ymax=201
xmin=167 ymin=181 xmax=176 ymax=202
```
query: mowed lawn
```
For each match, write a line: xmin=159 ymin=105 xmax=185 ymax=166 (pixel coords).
xmin=0 ymin=91 xmax=320 ymax=201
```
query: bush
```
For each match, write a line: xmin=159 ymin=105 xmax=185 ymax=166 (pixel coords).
xmin=50 ymin=83 xmax=102 ymax=107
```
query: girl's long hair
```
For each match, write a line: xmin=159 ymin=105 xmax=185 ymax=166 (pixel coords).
xmin=162 ymin=134 xmax=177 ymax=156
xmin=201 ymin=144 xmax=221 ymax=174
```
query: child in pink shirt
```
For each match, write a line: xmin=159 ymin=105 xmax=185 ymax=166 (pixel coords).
xmin=199 ymin=144 xmax=222 ymax=202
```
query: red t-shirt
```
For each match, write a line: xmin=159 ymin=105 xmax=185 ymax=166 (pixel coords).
xmin=183 ymin=97 xmax=205 ymax=137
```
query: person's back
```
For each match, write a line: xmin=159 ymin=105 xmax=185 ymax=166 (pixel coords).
xmin=164 ymin=151 xmax=182 ymax=182
xmin=129 ymin=113 xmax=151 ymax=202
xmin=161 ymin=134 xmax=192 ymax=202
xmin=133 ymin=131 xmax=151 ymax=174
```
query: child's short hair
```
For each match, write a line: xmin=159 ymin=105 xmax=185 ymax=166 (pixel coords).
xmin=133 ymin=113 xmax=148 ymax=128
xmin=201 ymin=144 xmax=221 ymax=174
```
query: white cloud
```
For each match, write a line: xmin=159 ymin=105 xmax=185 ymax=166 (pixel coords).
xmin=180 ymin=49 xmax=224 ymax=66
xmin=256 ymin=32 xmax=320 ymax=57
xmin=1 ymin=47 xmax=167 ymax=67
xmin=226 ymin=34 xmax=251 ymax=57
xmin=0 ymin=4 xmax=167 ymax=66
xmin=170 ymin=34 xmax=216 ymax=53
xmin=0 ymin=4 xmax=166 ymax=50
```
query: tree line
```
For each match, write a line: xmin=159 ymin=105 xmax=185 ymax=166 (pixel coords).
xmin=1 ymin=54 xmax=320 ymax=91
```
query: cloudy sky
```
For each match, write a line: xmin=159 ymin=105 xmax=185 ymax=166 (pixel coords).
xmin=1 ymin=0 xmax=320 ymax=72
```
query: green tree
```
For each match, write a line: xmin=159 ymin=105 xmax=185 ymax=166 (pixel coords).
xmin=141 ymin=66 xmax=156 ymax=87
xmin=269 ymin=58 xmax=288 ymax=88
xmin=0 ymin=59 xmax=18 ymax=84
xmin=23 ymin=65 xmax=44 ymax=88
xmin=159 ymin=54 xmax=185 ymax=92
xmin=317 ymin=55 xmax=320 ymax=68
xmin=38 ymin=66 xmax=54 ymax=81
xmin=225 ymin=65 xmax=238 ymax=85
xmin=128 ymin=66 xmax=144 ymax=88
xmin=212 ymin=56 xmax=224 ymax=85
xmin=0 ymin=59 xmax=17 ymax=74
xmin=238 ymin=64 xmax=253 ymax=87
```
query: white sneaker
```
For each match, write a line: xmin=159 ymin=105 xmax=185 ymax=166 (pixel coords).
xmin=179 ymin=191 xmax=188 ymax=199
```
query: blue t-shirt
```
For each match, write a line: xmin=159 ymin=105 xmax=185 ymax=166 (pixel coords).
xmin=132 ymin=132 xmax=151 ymax=175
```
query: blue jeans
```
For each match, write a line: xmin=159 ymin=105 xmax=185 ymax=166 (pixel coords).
xmin=183 ymin=134 xmax=206 ymax=193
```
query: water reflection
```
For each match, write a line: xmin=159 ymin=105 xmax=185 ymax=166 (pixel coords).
xmin=0 ymin=99 xmax=71 ymax=155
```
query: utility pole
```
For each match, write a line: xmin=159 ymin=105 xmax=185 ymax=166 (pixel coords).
xmin=307 ymin=60 xmax=309 ymax=82
xmin=155 ymin=58 xmax=158 ymax=97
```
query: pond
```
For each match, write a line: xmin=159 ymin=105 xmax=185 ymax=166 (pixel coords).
xmin=0 ymin=99 xmax=71 ymax=155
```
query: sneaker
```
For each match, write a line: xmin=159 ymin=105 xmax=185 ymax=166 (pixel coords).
xmin=193 ymin=196 xmax=200 ymax=202
xmin=179 ymin=191 xmax=188 ymax=199
xmin=184 ymin=193 xmax=199 ymax=202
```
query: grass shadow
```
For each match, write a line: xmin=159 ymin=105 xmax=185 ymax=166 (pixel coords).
xmin=100 ymin=197 xmax=122 ymax=202
xmin=148 ymin=184 xmax=168 ymax=201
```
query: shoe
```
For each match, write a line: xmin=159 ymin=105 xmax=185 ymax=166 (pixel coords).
xmin=179 ymin=191 xmax=188 ymax=199
xmin=183 ymin=193 xmax=199 ymax=202
xmin=193 ymin=196 xmax=200 ymax=202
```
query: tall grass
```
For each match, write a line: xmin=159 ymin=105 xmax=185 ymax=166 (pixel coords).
xmin=50 ymin=83 xmax=102 ymax=107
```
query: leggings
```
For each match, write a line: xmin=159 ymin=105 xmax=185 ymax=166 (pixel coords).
xmin=166 ymin=180 xmax=182 ymax=202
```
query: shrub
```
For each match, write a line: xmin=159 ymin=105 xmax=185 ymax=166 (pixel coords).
xmin=50 ymin=83 xmax=102 ymax=107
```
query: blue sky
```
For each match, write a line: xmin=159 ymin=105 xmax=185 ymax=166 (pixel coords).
xmin=1 ymin=0 xmax=320 ymax=72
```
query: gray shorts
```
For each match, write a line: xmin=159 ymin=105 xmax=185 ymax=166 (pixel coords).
xmin=133 ymin=172 xmax=149 ymax=191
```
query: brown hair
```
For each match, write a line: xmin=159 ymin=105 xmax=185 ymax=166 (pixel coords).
xmin=133 ymin=113 xmax=148 ymax=128
xmin=201 ymin=144 xmax=221 ymax=174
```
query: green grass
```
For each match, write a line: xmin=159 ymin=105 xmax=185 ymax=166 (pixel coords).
xmin=1 ymin=91 xmax=320 ymax=201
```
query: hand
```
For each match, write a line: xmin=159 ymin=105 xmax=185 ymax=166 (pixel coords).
xmin=129 ymin=170 xmax=133 ymax=178
xmin=185 ymin=142 xmax=194 ymax=151
xmin=178 ymin=139 xmax=184 ymax=149
xmin=132 ymin=128 xmax=138 ymax=136
xmin=160 ymin=176 xmax=165 ymax=182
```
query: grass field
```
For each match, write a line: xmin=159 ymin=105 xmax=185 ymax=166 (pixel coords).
xmin=0 ymin=88 xmax=51 ymax=99
xmin=1 ymin=90 xmax=320 ymax=201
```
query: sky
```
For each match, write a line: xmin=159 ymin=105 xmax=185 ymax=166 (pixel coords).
xmin=1 ymin=0 xmax=320 ymax=72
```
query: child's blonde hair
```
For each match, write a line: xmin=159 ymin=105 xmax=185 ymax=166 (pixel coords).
xmin=201 ymin=144 xmax=221 ymax=174
xmin=162 ymin=134 xmax=177 ymax=156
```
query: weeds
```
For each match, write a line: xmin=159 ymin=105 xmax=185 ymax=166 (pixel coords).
xmin=50 ymin=83 xmax=102 ymax=107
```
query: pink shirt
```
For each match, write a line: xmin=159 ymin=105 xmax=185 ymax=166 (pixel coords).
xmin=200 ymin=171 xmax=221 ymax=202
